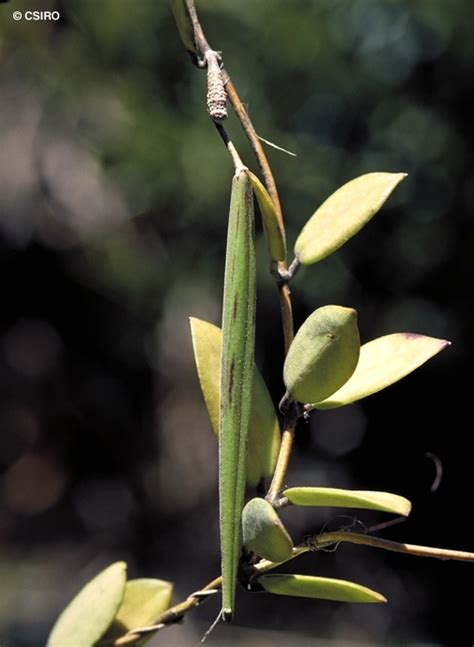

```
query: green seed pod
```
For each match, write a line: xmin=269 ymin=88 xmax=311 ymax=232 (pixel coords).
xmin=219 ymin=170 xmax=256 ymax=622
xmin=242 ymin=498 xmax=293 ymax=563
xmin=283 ymin=305 xmax=360 ymax=404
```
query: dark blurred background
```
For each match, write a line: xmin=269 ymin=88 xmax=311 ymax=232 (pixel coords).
xmin=0 ymin=1 xmax=472 ymax=645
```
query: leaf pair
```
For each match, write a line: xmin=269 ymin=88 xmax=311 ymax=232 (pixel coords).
xmin=47 ymin=562 xmax=173 ymax=647
xmin=283 ymin=305 xmax=448 ymax=408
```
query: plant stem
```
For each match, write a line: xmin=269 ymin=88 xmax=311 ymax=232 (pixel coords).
xmin=313 ymin=531 xmax=474 ymax=562
xmin=112 ymin=576 xmax=223 ymax=645
xmin=265 ymin=420 xmax=296 ymax=503
xmin=214 ymin=122 xmax=246 ymax=174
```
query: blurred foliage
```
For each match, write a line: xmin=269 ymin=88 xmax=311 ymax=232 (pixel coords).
xmin=0 ymin=1 xmax=473 ymax=645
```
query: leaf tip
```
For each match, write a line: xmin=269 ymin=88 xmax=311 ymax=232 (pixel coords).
xmin=399 ymin=497 xmax=412 ymax=517
xmin=401 ymin=333 xmax=451 ymax=352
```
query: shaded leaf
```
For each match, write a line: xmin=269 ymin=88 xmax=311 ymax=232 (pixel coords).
xmin=47 ymin=562 xmax=126 ymax=647
xmin=283 ymin=305 xmax=360 ymax=403
xmin=189 ymin=317 xmax=280 ymax=486
xmin=246 ymin=170 xmax=286 ymax=261
xmin=259 ymin=574 xmax=386 ymax=603
xmin=242 ymin=498 xmax=293 ymax=563
xmin=294 ymin=172 xmax=407 ymax=265
xmin=284 ymin=487 xmax=411 ymax=516
xmin=170 ymin=0 xmax=198 ymax=55
xmin=98 ymin=578 xmax=173 ymax=646
xmin=312 ymin=333 xmax=450 ymax=409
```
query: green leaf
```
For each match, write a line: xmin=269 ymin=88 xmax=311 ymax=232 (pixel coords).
xmin=283 ymin=487 xmax=411 ymax=516
xmin=219 ymin=170 xmax=257 ymax=621
xmin=242 ymin=498 xmax=294 ymax=563
xmin=47 ymin=562 xmax=127 ymax=647
xmin=311 ymin=333 xmax=450 ymax=409
xmin=258 ymin=574 xmax=386 ymax=603
xmin=98 ymin=578 xmax=173 ymax=646
xmin=246 ymin=171 xmax=286 ymax=261
xmin=190 ymin=317 xmax=280 ymax=486
xmin=283 ymin=305 xmax=360 ymax=404
xmin=294 ymin=172 xmax=407 ymax=265
xmin=170 ymin=0 xmax=198 ymax=56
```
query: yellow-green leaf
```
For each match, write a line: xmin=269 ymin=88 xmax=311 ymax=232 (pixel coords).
xmin=170 ymin=0 xmax=198 ymax=56
xmin=294 ymin=172 xmax=407 ymax=265
xmin=242 ymin=498 xmax=293 ymax=563
xmin=47 ymin=562 xmax=127 ymax=647
xmin=284 ymin=487 xmax=411 ymax=516
xmin=190 ymin=317 xmax=280 ymax=486
xmin=98 ymin=578 xmax=173 ymax=646
xmin=283 ymin=305 xmax=360 ymax=404
xmin=312 ymin=333 xmax=450 ymax=409
xmin=246 ymin=171 xmax=286 ymax=262
xmin=259 ymin=574 xmax=386 ymax=603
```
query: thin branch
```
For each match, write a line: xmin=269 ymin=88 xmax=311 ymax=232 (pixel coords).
xmin=266 ymin=420 xmax=296 ymax=503
xmin=185 ymin=0 xmax=212 ymax=57
xmin=112 ymin=576 xmax=223 ymax=645
xmin=214 ymin=123 xmax=246 ymax=174
xmin=313 ymin=531 xmax=474 ymax=563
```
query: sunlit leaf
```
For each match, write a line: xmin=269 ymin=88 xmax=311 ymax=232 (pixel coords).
xmin=47 ymin=562 xmax=127 ymax=647
xmin=312 ymin=333 xmax=450 ymax=409
xmin=283 ymin=305 xmax=360 ymax=403
xmin=242 ymin=498 xmax=293 ymax=563
xmin=98 ymin=578 xmax=173 ymax=646
xmin=190 ymin=317 xmax=280 ymax=486
xmin=294 ymin=172 xmax=407 ymax=265
xmin=259 ymin=574 xmax=386 ymax=603
xmin=246 ymin=170 xmax=286 ymax=261
xmin=284 ymin=487 xmax=411 ymax=516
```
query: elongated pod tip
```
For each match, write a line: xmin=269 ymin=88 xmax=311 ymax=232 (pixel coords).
xmin=222 ymin=608 xmax=233 ymax=623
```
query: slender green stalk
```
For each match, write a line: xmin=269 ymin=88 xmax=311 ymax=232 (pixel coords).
xmin=219 ymin=170 xmax=256 ymax=621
